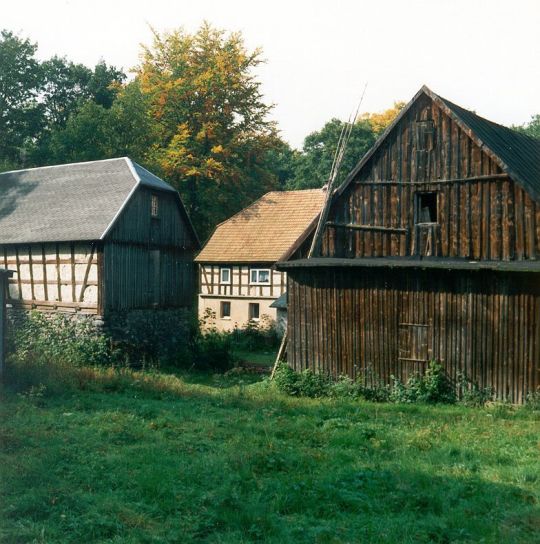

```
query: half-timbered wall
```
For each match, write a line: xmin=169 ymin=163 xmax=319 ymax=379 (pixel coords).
xmin=1 ymin=242 xmax=98 ymax=313
xmin=198 ymin=264 xmax=286 ymax=331
xmin=321 ymin=95 xmax=539 ymax=261
xmin=287 ymin=267 xmax=540 ymax=403
xmin=199 ymin=265 xmax=286 ymax=298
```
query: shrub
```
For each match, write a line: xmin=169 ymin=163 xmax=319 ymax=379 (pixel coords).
xmin=7 ymin=311 xmax=115 ymax=368
xmin=356 ymin=366 xmax=391 ymax=402
xmin=191 ymin=330 xmax=235 ymax=372
xmin=457 ymin=373 xmax=493 ymax=406
xmin=328 ymin=375 xmax=363 ymax=399
xmin=114 ymin=309 xmax=193 ymax=366
xmin=272 ymin=362 xmax=302 ymax=396
xmin=273 ymin=362 xmax=331 ymax=398
xmin=274 ymin=361 xmax=456 ymax=404
xmin=390 ymin=362 xmax=456 ymax=404
xmin=524 ymin=389 xmax=540 ymax=411
xmin=231 ymin=316 xmax=280 ymax=351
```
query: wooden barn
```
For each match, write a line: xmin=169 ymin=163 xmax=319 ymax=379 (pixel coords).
xmin=0 ymin=157 xmax=199 ymax=327
xmin=278 ymin=86 xmax=540 ymax=403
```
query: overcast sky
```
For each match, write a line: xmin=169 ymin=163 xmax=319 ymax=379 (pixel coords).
xmin=4 ymin=0 xmax=539 ymax=148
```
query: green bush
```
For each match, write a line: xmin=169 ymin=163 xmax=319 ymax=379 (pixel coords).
xmin=273 ymin=363 xmax=331 ymax=398
xmin=113 ymin=310 xmax=193 ymax=366
xmin=457 ymin=373 xmax=493 ymax=406
xmin=390 ymin=362 xmax=456 ymax=404
xmin=8 ymin=311 xmax=115 ymax=368
xmin=274 ymin=361 xmax=456 ymax=404
xmin=524 ymin=389 xmax=540 ymax=411
xmin=231 ymin=316 xmax=280 ymax=351
xmin=191 ymin=330 xmax=235 ymax=372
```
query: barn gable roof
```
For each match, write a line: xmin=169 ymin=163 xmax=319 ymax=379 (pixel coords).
xmin=195 ymin=189 xmax=326 ymax=263
xmin=337 ymin=85 xmax=540 ymax=201
xmin=0 ymin=157 xmax=197 ymax=245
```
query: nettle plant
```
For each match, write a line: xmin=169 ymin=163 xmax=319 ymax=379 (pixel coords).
xmin=9 ymin=311 xmax=113 ymax=367
xmin=273 ymin=361 xmax=458 ymax=404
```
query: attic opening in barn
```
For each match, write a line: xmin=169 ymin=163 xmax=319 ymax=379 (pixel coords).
xmin=277 ymin=85 xmax=540 ymax=403
xmin=416 ymin=192 xmax=438 ymax=224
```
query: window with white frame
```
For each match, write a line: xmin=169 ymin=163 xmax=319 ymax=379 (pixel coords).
xmin=220 ymin=267 xmax=231 ymax=284
xmin=249 ymin=268 xmax=270 ymax=285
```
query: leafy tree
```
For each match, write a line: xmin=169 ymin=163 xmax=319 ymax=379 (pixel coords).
xmin=135 ymin=23 xmax=281 ymax=238
xmin=39 ymin=56 xmax=93 ymax=128
xmin=360 ymin=101 xmax=406 ymax=135
xmin=42 ymin=82 xmax=155 ymax=164
xmin=286 ymin=118 xmax=376 ymax=190
xmin=285 ymin=101 xmax=407 ymax=190
xmin=513 ymin=114 xmax=540 ymax=139
xmin=0 ymin=30 xmax=41 ymax=167
xmin=39 ymin=57 xmax=124 ymax=129
xmin=87 ymin=60 xmax=125 ymax=108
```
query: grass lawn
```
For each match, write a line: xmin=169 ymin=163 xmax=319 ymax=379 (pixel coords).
xmin=233 ymin=348 xmax=277 ymax=367
xmin=1 ymin=369 xmax=539 ymax=543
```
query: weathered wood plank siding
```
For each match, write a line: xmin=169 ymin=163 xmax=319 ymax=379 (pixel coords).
xmin=321 ymin=95 xmax=538 ymax=261
xmin=104 ymin=187 xmax=197 ymax=311
xmin=287 ymin=268 xmax=539 ymax=403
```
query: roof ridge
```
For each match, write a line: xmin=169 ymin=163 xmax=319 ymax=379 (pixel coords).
xmin=435 ymin=94 xmax=540 ymax=143
xmin=0 ymin=156 xmax=128 ymax=177
xmin=266 ymin=188 xmax=324 ymax=194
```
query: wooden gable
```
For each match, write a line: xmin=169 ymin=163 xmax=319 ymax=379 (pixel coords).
xmin=320 ymin=90 xmax=540 ymax=262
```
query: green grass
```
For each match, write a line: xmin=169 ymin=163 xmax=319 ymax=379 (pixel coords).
xmin=233 ymin=348 xmax=277 ymax=367
xmin=1 ymin=368 xmax=539 ymax=543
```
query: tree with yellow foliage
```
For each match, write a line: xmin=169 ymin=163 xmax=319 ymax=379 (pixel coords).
xmin=359 ymin=101 xmax=405 ymax=136
xmin=359 ymin=101 xmax=406 ymax=135
xmin=135 ymin=23 xmax=281 ymax=237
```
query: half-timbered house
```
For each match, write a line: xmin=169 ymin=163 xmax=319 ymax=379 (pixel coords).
xmin=195 ymin=190 xmax=325 ymax=332
xmin=278 ymin=86 xmax=540 ymax=403
xmin=0 ymin=157 xmax=199 ymax=329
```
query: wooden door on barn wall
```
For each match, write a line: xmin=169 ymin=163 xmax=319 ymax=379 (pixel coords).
xmin=397 ymin=275 xmax=433 ymax=382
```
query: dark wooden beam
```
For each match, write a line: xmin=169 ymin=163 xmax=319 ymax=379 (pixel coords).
xmin=326 ymin=222 xmax=408 ymax=234
xmin=353 ymin=173 xmax=508 ymax=186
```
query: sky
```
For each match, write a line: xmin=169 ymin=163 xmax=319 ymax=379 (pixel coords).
xmin=3 ymin=0 xmax=539 ymax=148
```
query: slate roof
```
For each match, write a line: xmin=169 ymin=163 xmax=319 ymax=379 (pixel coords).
xmin=270 ymin=291 xmax=287 ymax=309
xmin=195 ymin=189 xmax=326 ymax=263
xmin=337 ymin=85 xmax=540 ymax=201
xmin=0 ymin=157 xmax=178 ymax=244
xmin=436 ymin=94 xmax=540 ymax=200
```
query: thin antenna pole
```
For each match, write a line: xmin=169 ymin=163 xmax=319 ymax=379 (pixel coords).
xmin=308 ymin=83 xmax=368 ymax=258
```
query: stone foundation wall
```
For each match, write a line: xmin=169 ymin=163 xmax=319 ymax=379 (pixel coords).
xmin=6 ymin=306 xmax=194 ymax=363
xmin=6 ymin=306 xmax=104 ymax=330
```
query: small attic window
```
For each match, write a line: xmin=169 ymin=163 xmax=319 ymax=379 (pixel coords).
xmin=415 ymin=119 xmax=435 ymax=151
xmin=416 ymin=192 xmax=438 ymax=224
xmin=151 ymin=195 xmax=159 ymax=218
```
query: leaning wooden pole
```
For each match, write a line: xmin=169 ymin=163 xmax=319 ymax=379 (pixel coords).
xmin=270 ymin=331 xmax=288 ymax=379
xmin=308 ymin=83 xmax=368 ymax=258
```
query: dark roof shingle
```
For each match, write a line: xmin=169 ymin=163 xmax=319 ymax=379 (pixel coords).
xmin=436 ymin=95 xmax=540 ymax=200
xmin=0 ymin=157 xmax=177 ymax=244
